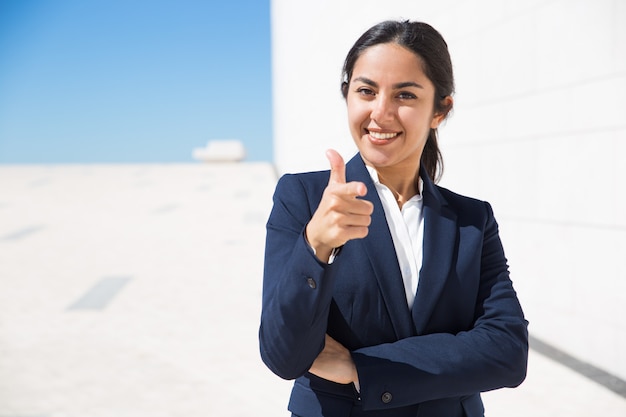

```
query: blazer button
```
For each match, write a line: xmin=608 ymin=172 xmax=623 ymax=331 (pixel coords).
xmin=306 ymin=277 xmax=317 ymax=289
xmin=381 ymin=392 xmax=393 ymax=404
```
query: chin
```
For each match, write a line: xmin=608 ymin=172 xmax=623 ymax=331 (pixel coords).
xmin=360 ymin=151 xmax=395 ymax=168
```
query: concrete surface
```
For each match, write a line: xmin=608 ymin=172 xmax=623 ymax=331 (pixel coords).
xmin=1 ymin=163 xmax=625 ymax=416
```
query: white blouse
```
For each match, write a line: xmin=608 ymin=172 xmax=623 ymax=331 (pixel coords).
xmin=366 ymin=165 xmax=424 ymax=310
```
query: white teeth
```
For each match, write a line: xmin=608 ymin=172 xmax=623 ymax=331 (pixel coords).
xmin=369 ymin=131 xmax=398 ymax=140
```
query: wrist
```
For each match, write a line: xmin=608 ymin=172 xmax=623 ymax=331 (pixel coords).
xmin=304 ymin=226 xmax=334 ymax=263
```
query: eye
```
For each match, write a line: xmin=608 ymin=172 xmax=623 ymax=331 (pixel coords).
xmin=356 ymin=87 xmax=376 ymax=97
xmin=397 ymin=91 xmax=417 ymax=100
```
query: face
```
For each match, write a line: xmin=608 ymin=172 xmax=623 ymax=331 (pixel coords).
xmin=346 ymin=42 xmax=447 ymax=175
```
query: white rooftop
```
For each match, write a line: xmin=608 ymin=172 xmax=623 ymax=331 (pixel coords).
xmin=1 ymin=163 xmax=624 ymax=416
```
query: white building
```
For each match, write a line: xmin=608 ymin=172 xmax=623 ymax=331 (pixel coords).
xmin=271 ymin=0 xmax=626 ymax=381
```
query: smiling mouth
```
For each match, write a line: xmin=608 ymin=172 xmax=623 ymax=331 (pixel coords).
xmin=368 ymin=130 xmax=400 ymax=140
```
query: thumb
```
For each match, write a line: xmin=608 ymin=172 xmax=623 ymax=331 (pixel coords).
xmin=326 ymin=149 xmax=346 ymax=184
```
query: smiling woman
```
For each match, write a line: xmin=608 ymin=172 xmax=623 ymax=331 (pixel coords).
xmin=0 ymin=0 xmax=272 ymax=163
xmin=340 ymin=21 xmax=454 ymax=184
xmin=259 ymin=20 xmax=528 ymax=417
xmin=345 ymin=42 xmax=451 ymax=203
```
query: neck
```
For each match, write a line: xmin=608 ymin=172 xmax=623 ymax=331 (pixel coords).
xmin=375 ymin=166 xmax=420 ymax=208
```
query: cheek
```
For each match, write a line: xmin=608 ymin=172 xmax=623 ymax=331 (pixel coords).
xmin=399 ymin=108 xmax=432 ymax=131
xmin=347 ymin=102 xmax=369 ymax=129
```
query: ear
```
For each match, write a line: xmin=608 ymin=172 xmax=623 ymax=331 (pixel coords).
xmin=430 ymin=95 xmax=454 ymax=129
xmin=341 ymin=81 xmax=349 ymax=99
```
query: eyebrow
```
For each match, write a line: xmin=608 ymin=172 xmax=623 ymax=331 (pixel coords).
xmin=353 ymin=76 xmax=424 ymax=90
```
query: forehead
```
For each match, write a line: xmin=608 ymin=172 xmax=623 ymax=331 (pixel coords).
xmin=352 ymin=43 xmax=431 ymax=85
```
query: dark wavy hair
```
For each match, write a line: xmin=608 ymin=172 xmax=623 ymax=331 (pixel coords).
xmin=341 ymin=20 xmax=454 ymax=182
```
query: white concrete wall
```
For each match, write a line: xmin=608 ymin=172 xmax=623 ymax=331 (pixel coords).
xmin=271 ymin=0 xmax=626 ymax=380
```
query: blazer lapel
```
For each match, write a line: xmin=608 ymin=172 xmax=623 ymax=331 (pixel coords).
xmin=411 ymin=167 xmax=458 ymax=335
xmin=346 ymin=155 xmax=415 ymax=340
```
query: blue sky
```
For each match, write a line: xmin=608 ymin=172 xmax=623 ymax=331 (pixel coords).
xmin=0 ymin=0 xmax=273 ymax=163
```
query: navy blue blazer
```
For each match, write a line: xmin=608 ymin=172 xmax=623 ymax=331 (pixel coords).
xmin=259 ymin=154 xmax=528 ymax=417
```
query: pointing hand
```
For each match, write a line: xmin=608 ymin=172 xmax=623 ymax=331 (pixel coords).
xmin=305 ymin=150 xmax=373 ymax=262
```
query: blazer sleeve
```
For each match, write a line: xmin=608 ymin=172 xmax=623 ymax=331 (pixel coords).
xmin=352 ymin=201 xmax=529 ymax=411
xmin=259 ymin=173 xmax=337 ymax=380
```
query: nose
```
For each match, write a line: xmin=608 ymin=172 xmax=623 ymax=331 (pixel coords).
xmin=370 ymin=95 xmax=394 ymax=124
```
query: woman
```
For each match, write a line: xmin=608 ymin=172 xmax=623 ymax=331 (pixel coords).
xmin=259 ymin=20 xmax=528 ymax=417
